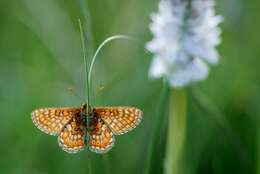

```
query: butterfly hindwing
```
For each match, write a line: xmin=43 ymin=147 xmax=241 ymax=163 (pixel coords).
xmin=31 ymin=108 xmax=82 ymax=135
xmin=58 ymin=114 xmax=86 ymax=153
xmin=88 ymin=115 xmax=115 ymax=153
xmin=92 ymin=107 xmax=143 ymax=135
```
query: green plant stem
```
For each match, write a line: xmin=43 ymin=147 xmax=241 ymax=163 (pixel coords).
xmin=87 ymin=156 xmax=92 ymax=174
xmin=79 ymin=0 xmax=94 ymax=107
xmin=78 ymin=19 xmax=90 ymax=107
xmin=102 ymin=154 xmax=111 ymax=174
xmin=78 ymin=2 xmax=93 ymax=174
xmin=87 ymin=35 xmax=133 ymax=86
xmin=165 ymin=89 xmax=187 ymax=174
xmin=79 ymin=0 xmax=94 ymax=58
xmin=143 ymin=80 xmax=170 ymax=174
xmin=79 ymin=18 xmax=92 ymax=174
xmin=258 ymin=129 xmax=260 ymax=174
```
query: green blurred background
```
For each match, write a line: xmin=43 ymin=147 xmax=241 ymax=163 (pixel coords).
xmin=0 ymin=0 xmax=259 ymax=174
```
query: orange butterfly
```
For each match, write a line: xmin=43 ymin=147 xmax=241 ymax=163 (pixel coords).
xmin=31 ymin=104 xmax=142 ymax=153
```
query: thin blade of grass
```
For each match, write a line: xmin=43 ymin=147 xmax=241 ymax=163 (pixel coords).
xmin=79 ymin=0 xmax=94 ymax=58
xmin=78 ymin=1 xmax=93 ymax=174
xmin=87 ymin=35 xmax=133 ymax=86
xmin=78 ymin=19 xmax=90 ymax=105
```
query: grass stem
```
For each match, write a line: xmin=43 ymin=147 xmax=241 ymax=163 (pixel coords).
xmin=78 ymin=19 xmax=90 ymax=107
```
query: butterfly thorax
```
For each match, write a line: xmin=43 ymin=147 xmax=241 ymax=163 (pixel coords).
xmin=81 ymin=103 xmax=93 ymax=115
xmin=81 ymin=104 xmax=96 ymax=132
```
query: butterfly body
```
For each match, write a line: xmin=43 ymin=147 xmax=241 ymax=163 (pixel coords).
xmin=31 ymin=104 xmax=142 ymax=154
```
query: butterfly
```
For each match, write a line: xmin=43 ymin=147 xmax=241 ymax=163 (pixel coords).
xmin=31 ymin=104 xmax=142 ymax=153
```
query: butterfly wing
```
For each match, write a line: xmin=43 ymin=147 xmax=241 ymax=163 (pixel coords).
xmin=88 ymin=115 xmax=115 ymax=153
xmin=58 ymin=114 xmax=86 ymax=153
xmin=92 ymin=107 xmax=142 ymax=135
xmin=31 ymin=107 xmax=82 ymax=135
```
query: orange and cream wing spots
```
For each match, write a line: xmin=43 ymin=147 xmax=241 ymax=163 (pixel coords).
xmin=31 ymin=108 xmax=82 ymax=135
xmin=92 ymin=107 xmax=143 ymax=135
xmin=58 ymin=114 xmax=86 ymax=153
xmin=88 ymin=115 xmax=115 ymax=153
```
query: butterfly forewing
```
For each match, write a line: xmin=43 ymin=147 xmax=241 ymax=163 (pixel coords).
xmin=58 ymin=114 xmax=86 ymax=153
xmin=31 ymin=107 xmax=82 ymax=135
xmin=92 ymin=107 xmax=143 ymax=135
xmin=88 ymin=115 xmax=115 ymax=153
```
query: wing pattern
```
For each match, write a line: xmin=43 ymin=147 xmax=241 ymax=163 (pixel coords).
xmin=88 ymin=115 xmax=115 ymax=153
xmin=31 ymin=108 xmax=82 ymax=135
xmin=58 ymin=114 xmax=86 ymax=153
xmin=92 ymin=107 xmax=143 ymax=135
xmin=31 ymin=105 xmax=142 ymax=154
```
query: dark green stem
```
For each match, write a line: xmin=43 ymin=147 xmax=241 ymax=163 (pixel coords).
xmin=143 ymin=80 xmax=170 ymax=174
xmin=79 ymin=0 xmax=94 ymax=107
xmin=78 ymin=19 xmax=90 ymax=108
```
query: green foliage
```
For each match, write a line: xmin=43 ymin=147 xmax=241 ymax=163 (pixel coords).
xmin=0 ymin=0 xmax=259 ymax=174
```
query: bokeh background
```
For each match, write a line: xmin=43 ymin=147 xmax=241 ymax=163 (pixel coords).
xmin=0 ymin=0 xmax=260 ymax=174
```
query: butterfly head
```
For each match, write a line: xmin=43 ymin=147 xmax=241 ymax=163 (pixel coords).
xmin=81 ymin=103 xmax=92 ymax=114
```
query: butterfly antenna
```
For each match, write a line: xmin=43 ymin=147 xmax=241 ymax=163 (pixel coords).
xmin=87 ymin=35 xmax=135 ymax=97
xmin=78 ymin=19 xmax=91 ymax=112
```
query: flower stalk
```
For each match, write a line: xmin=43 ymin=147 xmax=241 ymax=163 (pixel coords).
xmin=165 ymin=89 xmax=187 ymax=174
xmin=146 ymin=0 xmax=223 ymax=173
